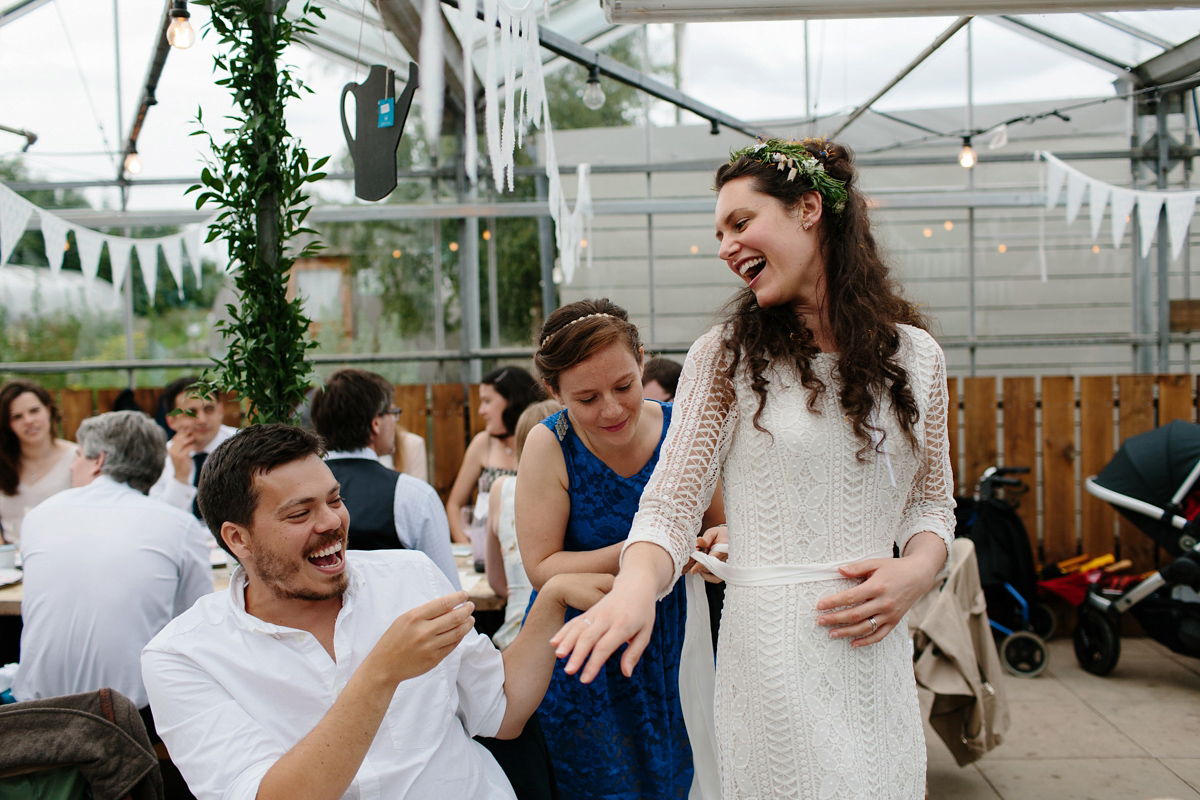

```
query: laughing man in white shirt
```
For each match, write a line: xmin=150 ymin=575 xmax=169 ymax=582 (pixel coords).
xmin=141 ymin=423 xmax=611 ymax=800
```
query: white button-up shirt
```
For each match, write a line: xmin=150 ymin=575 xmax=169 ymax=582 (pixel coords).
xmin=149 ymin=424 xmax=238 ymax=512
xmin=14 ymin=476 xmax=214 ymax=708
xmin=326 ymin=448 xmax=461 ymax=589
xmin=142 ymin=550 xmax=514 ymax=800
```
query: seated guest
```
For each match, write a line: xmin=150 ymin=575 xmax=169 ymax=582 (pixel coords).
xmin=640 ymin=356 xmax=682 ymax=403
xmin=150 ymin=376 xmax=237 ymax=519
xmin=13 ymin=410 xmax=213 ymax=739
xmin=0 ymin=380 xmax=76 ymax=542
xmin=142 ymin=423 xmax=611 ymax=800
xmin=310 ymin=368 xmax=459 ymax=588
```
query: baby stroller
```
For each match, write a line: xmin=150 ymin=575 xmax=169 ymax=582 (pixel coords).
xmin=954 ymin=466 xmax=1052 ymax=677
xmin=1081 ymin=420 xmax=1200 ymax=675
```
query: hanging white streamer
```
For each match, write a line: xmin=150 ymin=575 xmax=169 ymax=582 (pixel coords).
xmin=420 ymin=0 xmax=445 ymax=150
xmin=40 ymin=211 xmax=70 ymax=274
xmin=0 ymin=183 xmax=34 ymax=267
xmin=460 ymin=0 xmax=479 ymax=184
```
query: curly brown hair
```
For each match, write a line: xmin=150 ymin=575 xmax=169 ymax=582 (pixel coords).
xmin=714 ymin=138 xmax=927 ymax=459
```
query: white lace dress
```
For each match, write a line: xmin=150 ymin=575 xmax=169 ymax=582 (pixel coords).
xmin=627 ymin=323 xmax=955 ymax=800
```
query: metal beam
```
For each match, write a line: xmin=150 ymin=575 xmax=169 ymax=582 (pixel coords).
xmin=1084 ymin=13 xmax=1172 ymax=49
xmin=117 ymin=1 xmax=175 ymax=182
xmin=831 ymin=16 xmax=972 ymax=139
xmin=0 ymin=123 xmax=36 ymax=151
xmin=987 ymin=15 xmax=1134 ymax=77
xmin=1134 ymin=33 xmax=1200 ymax=88
xmin=0 ymin=0 xmax=51 ymax=26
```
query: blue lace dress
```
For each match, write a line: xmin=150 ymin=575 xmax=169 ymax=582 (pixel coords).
xmin=530 ymin=403 xmax=692 ymax=800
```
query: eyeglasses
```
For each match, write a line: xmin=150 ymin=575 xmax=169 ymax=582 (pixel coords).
xmin=379 ymin=407 xmax=402 ymax=418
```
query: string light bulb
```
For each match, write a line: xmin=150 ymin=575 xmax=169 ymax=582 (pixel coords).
xmin=582 ymin=64 xmax=605 ymax=111
xmin=959 ymin=137 xmax=977 ymax=170
xmin=166 ymin=1 xmax=196 ymax=50
xmin=124 ymin=150 xmax=142 ymax=175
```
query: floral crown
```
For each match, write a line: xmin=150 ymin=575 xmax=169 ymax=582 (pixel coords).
xmin=729 ymin=138 xmax=849 ymax=215
xmin=539 ymin=312 xmax=618 ymax=348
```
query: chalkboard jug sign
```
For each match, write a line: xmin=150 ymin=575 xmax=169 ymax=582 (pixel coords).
xmin=340 ymin=62 xmax=419 ymax=202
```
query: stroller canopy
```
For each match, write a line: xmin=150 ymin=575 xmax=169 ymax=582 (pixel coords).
xmin=1094 ymin=420 xmax=1200 ymax=556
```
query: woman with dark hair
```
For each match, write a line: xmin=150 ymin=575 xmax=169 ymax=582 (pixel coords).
xmin=446 ymin=365 xmax=541 ymax=545
xmin=516 ymin=298 xmax=725 ymax=799
xmin=0 ymin=380 xmax=76 ymax=542
xmin=551 ymin=140 xmax=955 ymax=798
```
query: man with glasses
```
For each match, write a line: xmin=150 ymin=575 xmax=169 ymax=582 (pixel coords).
xmin=310 ymin=368 xmax=459 ymax=588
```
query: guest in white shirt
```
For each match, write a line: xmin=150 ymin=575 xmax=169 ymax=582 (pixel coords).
xmin=14 ymin=410 xmax=213 ymax=725
xmin=310 ymin=368 xmax=459 ymax=587
xmin=142 ymin=423 xmax=611 ymax=800
xmin=149 ymin=375 xmax=237 ymax=519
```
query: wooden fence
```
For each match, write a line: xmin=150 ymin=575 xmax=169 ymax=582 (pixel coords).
xmin=57 ymin=375 xmax=1200 ymax=573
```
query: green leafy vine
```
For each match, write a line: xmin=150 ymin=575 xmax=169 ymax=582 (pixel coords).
xmin=187 ymin=0 xmax=328 ymax=424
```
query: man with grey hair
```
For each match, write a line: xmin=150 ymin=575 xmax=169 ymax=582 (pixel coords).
xmin=12 ymin=411 xmax=212 ymax=742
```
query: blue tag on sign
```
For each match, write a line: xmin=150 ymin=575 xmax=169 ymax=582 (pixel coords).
xmin=378 ymin=98 xmax=395 ymax=128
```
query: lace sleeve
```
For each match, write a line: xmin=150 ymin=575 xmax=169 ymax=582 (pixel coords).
xmin=896 ymin=328 xmax=956 ymax=576
xmin=624 ymin=327 xmax=737 ymax=596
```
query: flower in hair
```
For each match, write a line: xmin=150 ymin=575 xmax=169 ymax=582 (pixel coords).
xmin=730 ymin=138 xmax=849 ymax=215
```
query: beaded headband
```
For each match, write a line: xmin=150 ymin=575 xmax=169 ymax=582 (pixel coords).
xmin=729 ymin=138 xmax=849 ymax=215
xmin=539 ymin=312 xmax=618 ymax=348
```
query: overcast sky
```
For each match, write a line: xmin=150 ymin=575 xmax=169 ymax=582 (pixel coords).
xmin=2 ymin=1 xmax=1197 ymax=216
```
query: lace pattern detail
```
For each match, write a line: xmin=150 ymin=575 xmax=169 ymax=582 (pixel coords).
xmin=626 ymin=323 xmax=953 ymax=798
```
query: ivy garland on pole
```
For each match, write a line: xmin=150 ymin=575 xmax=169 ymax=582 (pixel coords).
xmin=187 ymin=0 xmax=329 ymax=424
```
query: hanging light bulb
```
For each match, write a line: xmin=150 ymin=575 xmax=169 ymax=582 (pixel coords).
xmin=166 ymin=1 xmax=196 ymax=50
xmin=582 ymin=64 xmax=606 ymax=111
xmin=958 ymin=137 xmax=977 ymax=170
xmin=124 ymin=149 xmax=143 ymax=175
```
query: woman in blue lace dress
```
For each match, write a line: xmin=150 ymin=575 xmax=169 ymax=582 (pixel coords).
xmin=516 ymin=298 xmax=724 ymax=799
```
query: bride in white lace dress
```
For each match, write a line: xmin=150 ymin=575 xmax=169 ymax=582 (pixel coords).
xmin=551 ymin=138 xmax=956 ymax=799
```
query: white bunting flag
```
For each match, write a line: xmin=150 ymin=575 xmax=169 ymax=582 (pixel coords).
xmin=0 ymin=183 xmax=34 ymax=267
xmin=134 ymin=239 xmax=161 ymax=301
xmin=1166 ymin=193 xmax=1199 ymax=262
xmin=1109 ymin=188 xmax=1136 ymax=250
xmin=1064 ymin=170 xmax=1088 ymax=225
xmin=40 ymin=211 xmax=70 ymax=273
xmin=1045 ymin=155 xmax=1067 ymax=211
xmin=184 ymin=224 xmax=203 ymax=288
xmin=72 ymin=227 xmax=105 ymax=282
xmin=1089 ymin=181 xmax=1111 ymax=242
xmin=1136 ymin=192 xmax=1165 ymax=258
xmin=163 ymin=236 xmax=185 ymax=293
xmin=105 ymin=235 xmax=134 ymax=302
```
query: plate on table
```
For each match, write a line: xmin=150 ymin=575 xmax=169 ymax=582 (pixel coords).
xmin=0 ymin=569 xmax=21 ymax=588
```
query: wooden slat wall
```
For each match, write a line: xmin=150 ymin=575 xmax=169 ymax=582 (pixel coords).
xmin=50 ymin=373 xmax=1200 ymax=571
xmin=962 ymin=377 xmax=997 ymax=492
xmin=1002 ymin=377 xmax=1037 ymax=554
xmin=1080 ymin=376 xmax=1116 ymax=559
xmin=1041 ymin=377 xmax=1078 ymax=567
xmin=1118 ymin=376 xmax=1156 ymax=572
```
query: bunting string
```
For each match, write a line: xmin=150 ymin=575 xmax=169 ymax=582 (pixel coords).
xmin=1040 ymin=151 xmax=1198 ymax=261
xmin=0 ymin=181 xmax=211 ymax=304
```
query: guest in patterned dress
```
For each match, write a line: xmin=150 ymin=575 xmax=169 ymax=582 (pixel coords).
xmin=552 ymin=140 xmax=955 ymax=799
xmin=516 ymin=299 xmax=725 ymax=799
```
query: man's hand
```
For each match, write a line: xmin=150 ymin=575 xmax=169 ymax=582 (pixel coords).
xmin=541 ymin=572 xmax=614 ymax=614
xmin=371 ymin=591 xmax=475 ymax=685
xmin=167 ymin=429 xmax=198 ymax=484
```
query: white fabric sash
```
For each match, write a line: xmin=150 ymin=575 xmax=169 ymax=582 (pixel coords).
xmin=679 ymin=548 xmax=893 ymax=800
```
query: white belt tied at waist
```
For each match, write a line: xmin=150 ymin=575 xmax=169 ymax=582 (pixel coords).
xmin=679 ymin=547 xmax=893 ymax=800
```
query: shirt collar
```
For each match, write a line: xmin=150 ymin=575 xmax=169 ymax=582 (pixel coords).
xmin=227 ymin=557 xmax=361 ymax=633
xmin=325 ymin=448 xmax=378 ymax=461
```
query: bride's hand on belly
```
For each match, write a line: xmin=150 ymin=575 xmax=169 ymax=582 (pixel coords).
xmin=813 ymin=531 xmax=946 ymax=647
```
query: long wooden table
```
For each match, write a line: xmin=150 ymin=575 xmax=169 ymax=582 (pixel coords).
xmin=0 ymin=554 xmax=503 ymax=617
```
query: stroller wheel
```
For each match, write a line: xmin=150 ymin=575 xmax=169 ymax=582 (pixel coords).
xmin=1030 ymin=602 xmax=1058 ymax=640
xmin=999 ymin=630 xmax=1049 ymax=678
xmin=1074 ymin=609 xmax=1121 ymax=676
